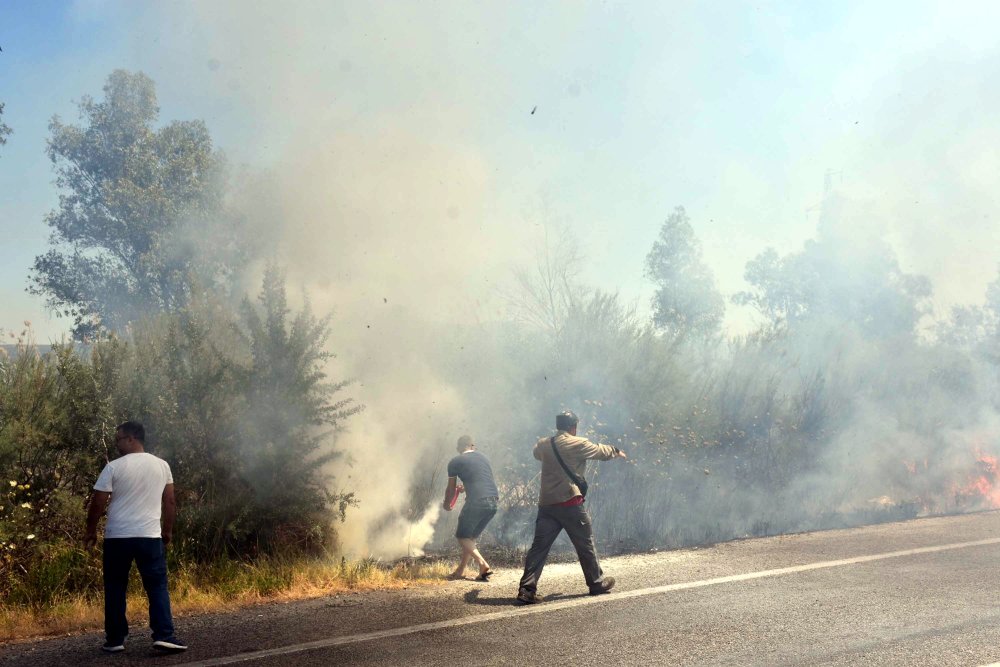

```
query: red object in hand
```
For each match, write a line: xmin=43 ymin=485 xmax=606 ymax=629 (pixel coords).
xmin=447 ymin=487 xmax=459 ymax=510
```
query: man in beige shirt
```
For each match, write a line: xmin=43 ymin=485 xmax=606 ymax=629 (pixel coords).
xmin=515 ymin=410 xmax=626 ymax=605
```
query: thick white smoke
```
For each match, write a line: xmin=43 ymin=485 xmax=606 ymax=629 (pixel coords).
xmin=84 ymin=0 xmax=1000 ymax=556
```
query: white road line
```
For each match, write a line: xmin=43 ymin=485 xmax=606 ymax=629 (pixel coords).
xmin=177 ymin=536 xmax=1000 ymax=666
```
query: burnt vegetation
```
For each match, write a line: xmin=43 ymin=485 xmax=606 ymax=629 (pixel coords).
xmin=428 ymin=203 xmax=1000 ymax=555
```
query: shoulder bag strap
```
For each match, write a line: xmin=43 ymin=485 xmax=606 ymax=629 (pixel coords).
xmin=550 ymin=436 xmax=587 ymax=496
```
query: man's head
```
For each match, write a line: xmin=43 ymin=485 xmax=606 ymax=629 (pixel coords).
xmin=114 ymin=421 xmax=145 ymax=455
xmin=556 ymin=410 xmax=579 ymax=435
xmin=456 ymin=435 xmax=475 ymax=453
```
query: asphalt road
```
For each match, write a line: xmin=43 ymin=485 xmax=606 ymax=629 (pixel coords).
xmin=6 ymin=511 xmax=1000 ymax=666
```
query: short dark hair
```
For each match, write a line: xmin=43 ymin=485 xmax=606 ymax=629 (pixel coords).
xmin=457 ymin=435 xmax=474 ymax=450
xmin=116 ymin=421 xmax=145 ymax=443
xmin=556 ymin=411 xmax=578 ymax=431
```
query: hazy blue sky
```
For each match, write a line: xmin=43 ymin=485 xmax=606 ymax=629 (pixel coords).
xmin=3 ymin=1 xmax=1000 ymax=341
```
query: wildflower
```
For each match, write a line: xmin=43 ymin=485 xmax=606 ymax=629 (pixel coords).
xmin=8 ymin=481 xmax=15 ymax=487
xmin=20 ymin=502 xmax=31 ymax=509
xmin=26 ymin=534 xmax=35 ymax=540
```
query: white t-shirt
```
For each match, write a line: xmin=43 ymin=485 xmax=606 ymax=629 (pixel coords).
xmin=94 ymin=452 xmax=173 ymax=539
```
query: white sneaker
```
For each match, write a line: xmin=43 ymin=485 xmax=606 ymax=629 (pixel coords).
xmin=152 ymin=637 xmax=188 ymax=652
xmin=101 ymin=637 xmax=127 ymax=652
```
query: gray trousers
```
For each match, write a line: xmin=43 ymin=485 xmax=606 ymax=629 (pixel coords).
xmin=518 ymin=503 xmax=605 ymax=594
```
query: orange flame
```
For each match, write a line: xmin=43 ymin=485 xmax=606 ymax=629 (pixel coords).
xmin=957 ymin=450 xmax=1000 ymax=509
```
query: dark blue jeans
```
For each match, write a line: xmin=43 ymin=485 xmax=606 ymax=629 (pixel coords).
xmin=103 ymin=538 xmax=175 ymax=642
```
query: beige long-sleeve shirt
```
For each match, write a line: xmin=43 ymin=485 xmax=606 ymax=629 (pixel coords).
xmin=533 ymin=431 xmax=619 ymax=506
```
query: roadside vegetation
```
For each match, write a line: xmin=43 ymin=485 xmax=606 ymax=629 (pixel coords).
xmin=0 ymin=550 xmax=448 ymax=642
xmin=455 ymin=224 xmax=1000 ymax=553
xmin=5 ymin=69 xmax=1000 ymax=643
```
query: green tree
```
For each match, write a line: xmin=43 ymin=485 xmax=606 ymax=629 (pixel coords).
xmin=230 ymin=266 xmax=363 ymax=553
xmin=0 ymin=102 xmax=11 ymax=151
xmin=107 ymin=268 xmax=363 ymax=558
xmin=735 ymin=236 xmax=931 ymax=338
xmin=733 ymin=247 xmax=813 ymax=325
xmin=29 ymin=70 xmax=229 ymax=339
xmin=645 ymin=207 xmax=725 ymax=339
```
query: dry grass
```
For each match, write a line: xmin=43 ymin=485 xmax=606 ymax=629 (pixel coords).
xmin=0 ymin=556 xmax=451 ymax=645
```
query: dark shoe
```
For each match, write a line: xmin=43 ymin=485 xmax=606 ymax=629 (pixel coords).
xmin=475 ymin=569 xmax=494 ymax=582
xmin=589 ymin=576 xmax=616 ymax=595
xmin=101 ymin=638 xmax=126 ymax=653
xmin=515 ymin=591 xmax=544 ymax=605
xmin=152 ymin=637 xmax=188 ymax=653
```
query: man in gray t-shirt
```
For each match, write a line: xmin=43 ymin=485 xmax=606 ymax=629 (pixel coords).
xmin=442 ymin=435 xmax=499 ymax=580
xmin=84 ymin=421 xmax=187 ymax=654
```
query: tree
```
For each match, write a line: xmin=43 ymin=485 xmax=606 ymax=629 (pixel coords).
xmin=0 ymin=102 xmax=11 ymax=153
xmin=507 ymin=225 xmax=589 ymax=339
xmin=935 ymin=304 xmax=986 ymax=349
xmin=983 ymin=266 xmax=1000 ymax=337
xmin=29 ymin=70 xmax=228 ymax=339
xmin=733 ymin=247 xmax=814 ymax=325
xmin=644 ymin=207 xmax=725 ymax=339
xmin=106 ymin=267 xmax=363 ymax=558
xmin=734 ymin=235 xmax=931 ymax=338
xmin=231 ymin=265 xmax=363 ymax=552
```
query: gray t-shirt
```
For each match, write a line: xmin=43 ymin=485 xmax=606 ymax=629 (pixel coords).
xmin=447 ymin=450 xmax=499 ymax=501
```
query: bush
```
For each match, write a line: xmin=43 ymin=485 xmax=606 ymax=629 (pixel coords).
xmin=0 ymin=271 xmax=361 ymax=603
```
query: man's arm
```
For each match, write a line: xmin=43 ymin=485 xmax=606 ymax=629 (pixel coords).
xmin=442 ymin=477 xmax=461 ymax=511
xmin=578 ymin=438 xmax=627 ymax=461
xmin=84 ymin=491 xmax=111 ymax=549
xmin=161 ymin=483 xmax=176 ymax=546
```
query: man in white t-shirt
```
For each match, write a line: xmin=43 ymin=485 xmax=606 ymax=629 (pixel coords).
xmin=84 ymin=421 xmax=187 ymax=654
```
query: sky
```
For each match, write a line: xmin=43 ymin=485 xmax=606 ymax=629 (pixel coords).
xmin=3 ymin=0 xmax=1000 ymax=342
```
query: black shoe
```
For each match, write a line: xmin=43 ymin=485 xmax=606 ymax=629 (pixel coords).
xmin=515 ymin=591 xmax=544 ymax=605
xmin=101 ymin=638 xmax=126 ymax=653
xmin=152 ymin=637 xmax=188 ymax=653
xmin=589 ymin=576 xmax=616 ymax=595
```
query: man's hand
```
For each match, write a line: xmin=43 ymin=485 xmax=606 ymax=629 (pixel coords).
xmin=456 ymin=484 xmax=465 ymax=494
xmin=83 ymin=531 xmax=98 ymax=551
xmin=161 ymin=484 xmax=175 ymax=548
xmin=443 ymin=477 xmax=460 ymax=511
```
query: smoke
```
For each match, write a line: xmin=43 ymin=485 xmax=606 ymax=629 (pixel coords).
xmin=257 ymin=129 xmax=528 ymax=556
xmin=73 ymin=1 xmax=1000 ymax=556
xmin=107 ymin=1 xmax=544 ymax=556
